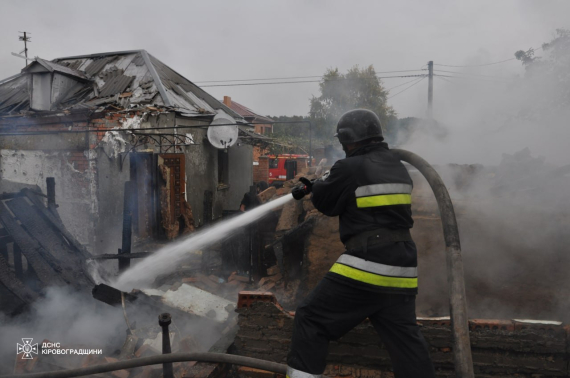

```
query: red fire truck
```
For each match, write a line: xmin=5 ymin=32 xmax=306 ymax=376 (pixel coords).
xmin=267 ymin=154 xmax=310 ymax=186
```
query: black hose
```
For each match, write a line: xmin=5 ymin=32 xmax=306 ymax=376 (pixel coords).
xmin=392 ymin=149 xmax=474 ymax=378
xmin=1 ymin=353 xmax=287 ymax=378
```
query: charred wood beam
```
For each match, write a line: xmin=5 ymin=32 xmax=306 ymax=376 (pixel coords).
xmin=0 ymin=250 xmax=38 ymax=311
xmin=46 ymin=177 xmax=56 ymax=209
xmin=92 ymin=283 xmax=138 ymax=307
xmin=7 ymin=196 xmax=90 ymax=288
xmin=13 ymin=243 xmax=23 ymax=280
xmin=89 ymin=252 xmax=154 ymax=260
xmin=0 ymin=202 xmax=67 ymax=287
xmin=22 ymin=188 xmax=92 ymax=260
xmin=0 ymin=235 xmax=9 ymax=262
xmin=120 ymin=181 xmax=136 ymax=272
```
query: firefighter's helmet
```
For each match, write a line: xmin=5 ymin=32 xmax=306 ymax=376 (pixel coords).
xmin=334 ymin=109 xmax=383 ymax=144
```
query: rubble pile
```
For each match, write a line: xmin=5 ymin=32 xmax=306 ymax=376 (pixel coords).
xmin=234 ymin=293 xmax=570 ymax=378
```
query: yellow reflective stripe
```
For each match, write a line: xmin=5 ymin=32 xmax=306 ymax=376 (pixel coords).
xmin=330 ymin=263 xmax=418 ymax=288
xmin=356 ymin=193 xmax=411 ymax=208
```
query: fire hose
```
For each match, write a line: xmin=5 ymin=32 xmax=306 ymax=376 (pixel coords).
xmin=2 ymin=353 xmax=287 ymax=378
xmin=392 ymin=149 xmax=474 ymax=378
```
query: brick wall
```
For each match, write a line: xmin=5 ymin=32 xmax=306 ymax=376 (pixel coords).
xmin=254 ymin=156 xmax=269 ymax=184
xmin=234 ymin=293 xmax=570 ymax=378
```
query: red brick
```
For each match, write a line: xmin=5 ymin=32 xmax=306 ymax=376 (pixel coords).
xmin=469 ymin=319 xmax=515 ymax=331
xmin=512 ymin=319 xmax=563 ymax=331
xmin=237 ymin=366 xmax=277 ymax=378
xmin=237 ymin=291 xmax=277 ymax=309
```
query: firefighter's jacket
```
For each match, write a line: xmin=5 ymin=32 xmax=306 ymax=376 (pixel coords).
xmin=311 ymin=142 xmax=418 ymax=294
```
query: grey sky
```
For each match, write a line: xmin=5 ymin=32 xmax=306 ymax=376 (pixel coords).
xmin=0 ymin=0 xmax=568 ymax=118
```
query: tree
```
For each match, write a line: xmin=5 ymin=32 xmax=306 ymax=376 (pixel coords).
xmin=515 ymin=28 xmax=570 ymax=112
xmin=265 ymin=115 xmax=313 ymax=155
xmin=309 ymin=65 xmax=396 ymax=138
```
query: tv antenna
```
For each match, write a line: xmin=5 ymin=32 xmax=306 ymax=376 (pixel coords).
xmin=18 ymin=31 xmax=31 ymax=67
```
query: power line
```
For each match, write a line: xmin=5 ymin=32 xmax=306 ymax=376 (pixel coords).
xmin=387 ymin=76 xmax=426 ymax=99
xmin=386 ymin=76 xmax=427 ymax=91
xmin=434 ymin=76 xmax=456 ymax=85
xmin=435 ymin=46 xmax=543 ymax=68
xmin=432 ymin=69 xmax=511 ymax=80
xmin=200 ymin=74 xmax=426 ymax=87
xmin=434 ymin=74 xmax=508 ymax=83
xmin=194 ymin=69 xmax=424 ymax=84
xmin=435 ymin=57 xmax=517 ymax=68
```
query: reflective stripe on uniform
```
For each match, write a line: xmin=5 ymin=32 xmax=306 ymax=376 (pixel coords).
xmin=355 ymin=183 xmax=412 ymax=208
xmin=336 ymin=254 xmax=417 ymax=278
xmin=286 ymin=366 xmax=322 ymax=378
xmin=330 ymin=263 xmax=418 ymax=288
xmin=355 ymin=183 xmax=412 ymax=197
xmin=356 ymin=193 xmax=411 ymax=208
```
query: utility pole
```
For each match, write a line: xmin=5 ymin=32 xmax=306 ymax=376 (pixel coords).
xmin=18 ymin=31 xmax=31 ymax=67
xmin=427 ymin=61 xmax=433 ymax=119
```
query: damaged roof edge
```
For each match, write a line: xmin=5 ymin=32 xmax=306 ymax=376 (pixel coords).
xmin=0 ymin=73 xmax=24 ymax=86
xmin=146 ymin=53 xmax=243 ymax=121
xmin=141 ymin=50 xmax=172 ymax=107
xmin=54 ymin=49 xmax=145 ymax=61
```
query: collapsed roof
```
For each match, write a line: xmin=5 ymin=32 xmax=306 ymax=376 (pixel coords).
xmin=0 ymin=50 xmax=242 ymax=120
xmin=0 ymin=181 xmax=94 ymax=315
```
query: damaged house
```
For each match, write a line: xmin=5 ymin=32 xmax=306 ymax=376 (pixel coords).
xmin=0 ymin=50 xmax=257 ymax=255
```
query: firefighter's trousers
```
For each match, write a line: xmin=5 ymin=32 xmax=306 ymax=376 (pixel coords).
xmin=286 ymin=277 xmax=435 ymax=378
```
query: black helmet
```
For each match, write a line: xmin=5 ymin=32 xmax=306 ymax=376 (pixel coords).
xmin=335 ymin=109 xmax=383 ymax=144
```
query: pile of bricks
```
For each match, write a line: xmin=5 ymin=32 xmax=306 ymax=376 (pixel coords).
xmin=234 ymin=292 xmax=570 ymax=378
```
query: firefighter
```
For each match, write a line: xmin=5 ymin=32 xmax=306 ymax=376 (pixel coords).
xmin=240 ymin=181 xmax=269 ymax=212
xmin=288 ymin=109 xmax=435 ymax=378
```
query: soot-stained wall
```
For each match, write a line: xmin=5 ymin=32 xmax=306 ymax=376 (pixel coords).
xmin=0 ymin=113 xmax=254 ymax=254
xmin=0 ymin=148 xmax=97 ymax=247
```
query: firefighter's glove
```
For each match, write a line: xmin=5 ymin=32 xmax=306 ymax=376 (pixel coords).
xmin=291 ymin=177 xmax=314 ymax=200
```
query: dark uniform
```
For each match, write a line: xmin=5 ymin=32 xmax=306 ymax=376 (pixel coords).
xmin=286 ymin=141 xmax=435 ymax=378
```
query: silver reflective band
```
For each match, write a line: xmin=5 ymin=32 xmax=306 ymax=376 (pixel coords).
xmin=355 ymin=183 xmax=412 ymax=197
xmin=336 ymin=254 xmax=417 ymax=278
xmin=286 ymin=366 xmax=322 ymax=378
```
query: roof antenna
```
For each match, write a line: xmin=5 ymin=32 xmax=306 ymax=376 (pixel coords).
xmin=18 ymin=31 xmax=31 ymax=67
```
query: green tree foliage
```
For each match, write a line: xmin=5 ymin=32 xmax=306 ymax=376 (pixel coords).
xmin=265 ymin=115 xmax=313 ymax=155
xmin=515 ymin=28 xmax=570 ymax=110
xmin=309 ymin=65 xmax=396 ymax=138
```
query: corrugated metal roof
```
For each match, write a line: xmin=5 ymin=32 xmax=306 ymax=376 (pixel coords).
xmin=0 ymin=49 xmax=245 ymax=122
xmin=84 ymin=57 xmax=112 ymax=77
xmin=225 ymin=100 xmax=274 ymax=123
xmin=132 ymin=53 xmax=145 ymax=67
xmin=98 ymin=74 xmax=135 ymax=97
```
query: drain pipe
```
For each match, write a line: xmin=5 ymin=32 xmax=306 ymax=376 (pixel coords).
xmin=392 ymin=149 xmax=474 ymax=378
xmin=2 ymin=353 xmax=287 ymax=378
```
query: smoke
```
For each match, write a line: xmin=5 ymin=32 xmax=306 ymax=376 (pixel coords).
xmin=0 ymin=286 xmax=125 ymax=374
xmin=402 ymin=35 xmax=570 ymax=321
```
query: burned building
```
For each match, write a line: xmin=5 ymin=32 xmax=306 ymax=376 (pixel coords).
xmin=0 ymin=50 xmax=256 ymax=255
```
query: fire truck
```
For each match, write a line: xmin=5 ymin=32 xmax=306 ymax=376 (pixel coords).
xmin=267 ymin=154 xmax=310 ymax=186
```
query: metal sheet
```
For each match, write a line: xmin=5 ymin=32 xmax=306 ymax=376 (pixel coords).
xmin=98 ymin=74 xmax=135 ymax=97
xmin=84 ymin=57 xmax=112 ymax=77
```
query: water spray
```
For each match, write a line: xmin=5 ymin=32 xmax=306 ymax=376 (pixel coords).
xmin=114 ymin=194 xmax=293 ymax=290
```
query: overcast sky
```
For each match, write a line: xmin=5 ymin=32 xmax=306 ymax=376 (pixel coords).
xmin=0 ymin=0 xmax=568 ymax=118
